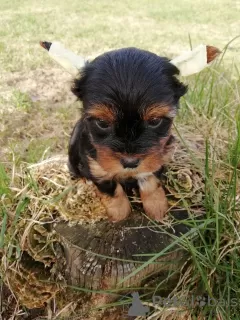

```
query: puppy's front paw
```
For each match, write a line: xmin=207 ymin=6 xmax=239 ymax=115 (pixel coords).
xmin=141 ymin=186 xmax=168 ymax=221
xmin=138 ymin=175 xmax=168 ymax=221
xmin=100 ymin=184 xmax=131 ymax=222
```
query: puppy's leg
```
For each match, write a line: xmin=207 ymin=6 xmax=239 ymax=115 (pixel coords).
xmin=96 ymin=180 xmax=131 ymax=222
xmin=88 ymin=157 xmax=131 ymax=222
xmin=138 ymin=175 xmax=168 ymax=221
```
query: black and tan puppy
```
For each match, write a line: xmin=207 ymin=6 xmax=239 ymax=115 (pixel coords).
xmin=68 ymin=47 xmax=187 ymax=222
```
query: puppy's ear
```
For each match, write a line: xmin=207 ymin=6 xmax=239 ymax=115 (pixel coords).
xmin=164 ymin=60 xmax=188 ymax=102
xmin=71 ymin=62 xmax=90 ymax=100
xmin=68 ymin=118 xmax=96 ymax=179
xmin=68 ymin=119 xmax=84 ymax=177
xmin=172 ymin=77 xmax=188 ymax=101
xmin=71 ymin=76 xmax=85 ymax=100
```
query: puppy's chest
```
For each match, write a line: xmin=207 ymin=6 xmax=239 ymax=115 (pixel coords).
xmin=119 ymin=172 xmax=153 ymax=193
xmin=120 ymin=177 xmax=139 ymax=195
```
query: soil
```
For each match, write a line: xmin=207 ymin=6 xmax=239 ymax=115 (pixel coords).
xmin=1 ymin=67 xmax=76 ymax=109
xmin=0 ymin=67 xmax=80 ymax=164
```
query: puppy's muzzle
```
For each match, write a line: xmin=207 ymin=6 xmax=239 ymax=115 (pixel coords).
xmin=120 ymin=157 xmax=140 ymax=169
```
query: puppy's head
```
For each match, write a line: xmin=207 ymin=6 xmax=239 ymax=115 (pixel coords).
xmin=71 ymin=47 xmax=187 ymax=180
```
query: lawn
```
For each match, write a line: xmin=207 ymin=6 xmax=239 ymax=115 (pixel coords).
xmin=0 ymin=0 xmax=240 ymax=319
xmin=0 ymin=0 xmax=240 ymax=74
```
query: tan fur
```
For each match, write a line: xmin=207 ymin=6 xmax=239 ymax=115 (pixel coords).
xmin=139 ymin=175 xmax=169 ymax=221
xmin=91 ymin=146 xmax=122 ymax=180
xmin=97 ymin=183 xmax=131 ymax=222
xmin=143 ymin=104 xmax=172 ymax=121
xmin=87 ymin=104 xmax=116 ymax=123
xmin=91 ymin=136 xmax=174 ymax=182
xmin=88 ymin=156 xmax=113 ymax=181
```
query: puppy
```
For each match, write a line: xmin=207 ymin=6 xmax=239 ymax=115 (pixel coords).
xmin=68 ymin=47 xmax=187 ymax=222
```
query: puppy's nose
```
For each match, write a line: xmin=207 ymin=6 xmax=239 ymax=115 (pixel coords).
xmin=121 ymin=158 xmax=140 ymax=169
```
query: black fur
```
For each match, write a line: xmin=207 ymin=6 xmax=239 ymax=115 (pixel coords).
xmin=68 ymin=47 xmax=187 ymax=195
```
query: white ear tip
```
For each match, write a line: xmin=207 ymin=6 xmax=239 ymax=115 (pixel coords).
xmin=170 ymin=44 xmax=220 ymax=77
xmin=40 ymin=40 xmax=87 ymax=76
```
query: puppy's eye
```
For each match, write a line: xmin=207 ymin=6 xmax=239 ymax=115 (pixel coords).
xmin=95 ymin=119 xmax=110 ymax=130
xmin=147 ymin=118 xmax=163 ymax=128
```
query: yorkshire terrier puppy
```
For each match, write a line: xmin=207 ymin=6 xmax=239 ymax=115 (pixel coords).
xmin=68 ymin=47 xmax=187 ymax=222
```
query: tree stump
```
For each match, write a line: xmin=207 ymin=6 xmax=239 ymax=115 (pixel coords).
xmin=54 ymin=209 xmax=190 ymax=290
xmin=3 ymin=136 xmax=205 ymax=319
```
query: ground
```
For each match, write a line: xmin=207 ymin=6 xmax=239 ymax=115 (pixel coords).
xmin=0 ymin=0 xmax=240 ymax=319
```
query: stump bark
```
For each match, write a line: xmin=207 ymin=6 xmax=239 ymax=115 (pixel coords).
xmin=55 ymin=210 xmax=190 ymax=289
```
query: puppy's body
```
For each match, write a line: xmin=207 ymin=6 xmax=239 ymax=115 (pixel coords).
xmin=68 ymin=47 xmax=187 ymax=221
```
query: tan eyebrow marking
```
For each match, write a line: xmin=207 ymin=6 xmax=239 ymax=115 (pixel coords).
xmin=143 ymin=104 xmax=175 ymax=121
xmin=86 ymin=105 xmax=116 ymax=123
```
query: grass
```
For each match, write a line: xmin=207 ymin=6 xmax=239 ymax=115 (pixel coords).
xmin=108 ymin=65 xmax=240 ymax=319
xmin=11 ymin=90 xmax=33 ymax=111
xmin=0 ymin=0 xmax=240 ymax=74
xmin=0 ymin=0 xmax=240 ymax=319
